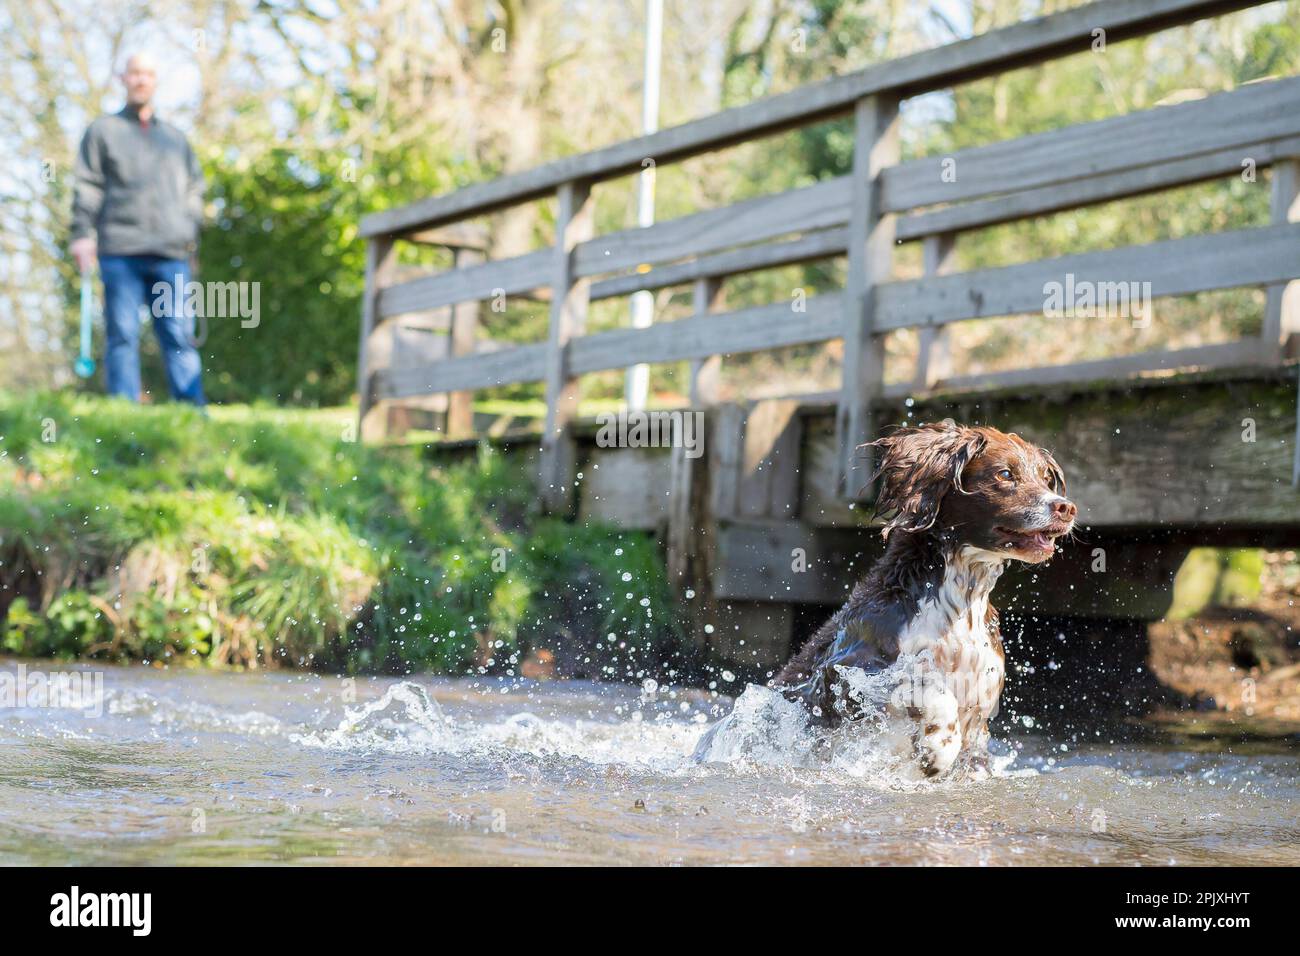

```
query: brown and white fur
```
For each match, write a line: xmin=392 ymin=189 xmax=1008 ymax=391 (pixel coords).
xmin=769 ymin=419 xmax=1076 ymax=777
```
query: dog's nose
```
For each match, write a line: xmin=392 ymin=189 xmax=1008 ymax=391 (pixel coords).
xmin=1053 ymin=498 xmax=1077 ymax=521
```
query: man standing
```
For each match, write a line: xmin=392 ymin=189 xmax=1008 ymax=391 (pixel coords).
xmin=70 ymin=53 xmax=206 ymax=406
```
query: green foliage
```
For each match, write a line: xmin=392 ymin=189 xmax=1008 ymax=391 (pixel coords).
xmin=1169 ymin=548 xmax=1267 ymax=620
xmin=195 ymin=93 xmax=486 ymax=407
xmin=20 ymin=1 xmax=1300 ymax=407
xmin=0 ymin=392 xmax=683 ymax=675
xmin=1 ymin=595 xmax=108 ymax=659
xmin=198 ymin=149 xmax=366 ymax=406
xmin=6 ymin=587 xmax=215 ymax=664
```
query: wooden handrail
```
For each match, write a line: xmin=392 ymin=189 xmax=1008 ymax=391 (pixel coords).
xmin=359 ymin=0 xmax=1259 ymax=238
xmin=874 ymin=223 xmax=1300 ymax=331
xmin=372 ymin=222 xmax=1300 ymax=402
xmin=355 ymin=0 xmax=1297 ymax=513
xmin=881 ymin=74 xmax=1300 ymax=211
xmin=372 ymin=79 xmax=1300 ymax=320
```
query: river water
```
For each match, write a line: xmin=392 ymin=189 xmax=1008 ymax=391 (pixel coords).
xmin=2 ymin=659 xmax=1297 ymax=865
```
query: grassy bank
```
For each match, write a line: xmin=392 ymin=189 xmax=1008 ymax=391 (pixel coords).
xmin=0 ymin=393 xmax=682 ymax=676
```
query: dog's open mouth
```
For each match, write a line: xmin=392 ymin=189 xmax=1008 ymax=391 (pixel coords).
xmin=995 ymin=523 xmax=1071 ymax=556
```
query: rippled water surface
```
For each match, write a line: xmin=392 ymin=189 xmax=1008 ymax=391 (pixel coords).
xmin=2 ymin=660 xmax=1297 ymax=865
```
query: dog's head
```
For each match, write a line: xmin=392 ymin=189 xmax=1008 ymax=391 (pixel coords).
xmin=868 ymin=419 xmax=1075 ymax=563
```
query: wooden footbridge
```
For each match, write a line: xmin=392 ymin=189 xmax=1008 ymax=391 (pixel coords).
xmin=356 ymin=0 xmax=1300 ymax=674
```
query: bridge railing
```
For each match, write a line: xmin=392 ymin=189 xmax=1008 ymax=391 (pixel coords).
xmin=357 ymin=0 xmax=1300 ymax=510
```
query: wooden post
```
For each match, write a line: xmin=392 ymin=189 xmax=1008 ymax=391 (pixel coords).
xmin=914 ymin=233 xmax=956 ymax=390
xmin=1261 ymin=161 xmax=1300 ymax=489
xmin=738 ymin=399 xmax=802 ymax=519
xmin=539 ymin=180 xmax=595 ymax=513
xmin=689 ymin=276 xmax=723 ymax=406
xmin=708 ymin=403 xmax=747 ymax=522
xmin=447 ymin=246 xmax=484 ymax=439
xmin=836 ymin=94 xmax=900 ymax=499
xmin=358 ymin=236 xmax=396 ymax=442
xmin=1294 ymin=366 xmax=1300 ymax=489
xmin=668 ymin=276 xmax=722 ymax=586
xmin=1263 ymin=159 xmax=1300 ymax=361
xmin=666 ymin=440 xmax=693 ymax=584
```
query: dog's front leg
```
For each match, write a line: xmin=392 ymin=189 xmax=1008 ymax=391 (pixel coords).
xmin=888 ymin=669 xmax=960 ymax=777
xmin=955 ymin=721 xmax=995 ymax=778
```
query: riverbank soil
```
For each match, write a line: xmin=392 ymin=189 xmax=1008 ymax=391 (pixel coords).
xmin=994 ymin=553 xmax=1300 ymax=737
xmin=1147 ymin=551 xmax=1300 ymax=723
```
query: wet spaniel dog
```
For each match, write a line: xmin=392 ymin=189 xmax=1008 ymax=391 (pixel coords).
xmin=772 ymin=420 xmax=1075 ymax=776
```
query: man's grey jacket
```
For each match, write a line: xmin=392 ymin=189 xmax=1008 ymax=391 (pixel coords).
xmin=71 ymin=104 xmax=204 ymax=261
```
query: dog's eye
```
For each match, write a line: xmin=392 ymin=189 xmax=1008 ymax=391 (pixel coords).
xmin=996 ymin=468 xmax=1014 ymax=481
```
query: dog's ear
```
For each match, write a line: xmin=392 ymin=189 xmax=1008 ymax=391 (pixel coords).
xmin=1040 ymin=447 xmax=1067 ymax=494
xmin=866 ymin=419 xmax=986 ymax=536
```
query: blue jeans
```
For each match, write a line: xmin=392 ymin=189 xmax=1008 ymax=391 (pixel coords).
xmin=99 ymin=254 xmax=206 ymax=406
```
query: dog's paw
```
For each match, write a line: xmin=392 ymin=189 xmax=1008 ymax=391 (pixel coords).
xmin=887 ymin=670 xmax=961 ymax=776
xmin=917 ymin=719 xmax=961 ymax=776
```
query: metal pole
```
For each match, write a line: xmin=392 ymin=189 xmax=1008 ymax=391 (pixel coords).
xmin=624 ymin=0 xmax=663 ymax=411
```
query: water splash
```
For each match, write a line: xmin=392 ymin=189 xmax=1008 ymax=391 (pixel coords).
xmin=3 ymin=660 xmax=1294 ymax=866
xmin=292 ymin=681 xmax=701 ymax=769
xmin=106 ymin=688 xmax=285 ymax=736
xmin=96 ymin=671 xmax=1015 ymax=788
xmin=294 ymin=681 xmax=451 ymax=753
xmin=692 ymin=683 xmax=824 ymax=766
xmin=693 ymin=661 xmax=1020 ymax=787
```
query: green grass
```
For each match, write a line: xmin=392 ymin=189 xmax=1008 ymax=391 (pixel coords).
xmin=1168 ymin=547 xmax=1267 ymax=620
xmin=0 ymin=393 xmax=683 ymax=675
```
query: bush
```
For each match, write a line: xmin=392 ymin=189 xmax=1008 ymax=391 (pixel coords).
xmin=0 ymin=392 xmax=683 ymax=676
